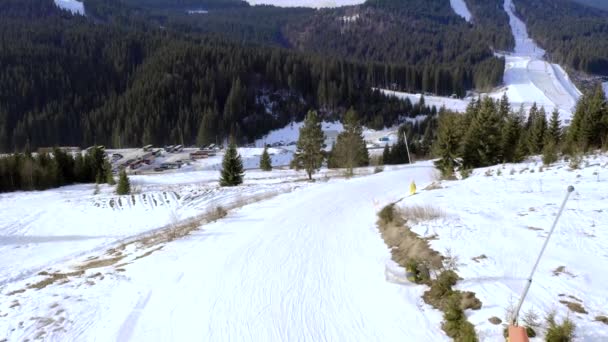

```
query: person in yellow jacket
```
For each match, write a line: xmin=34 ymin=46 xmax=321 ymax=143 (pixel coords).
xmin=409 ymin=181 xmax=417 ymax=195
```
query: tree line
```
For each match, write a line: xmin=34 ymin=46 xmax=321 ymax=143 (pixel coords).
xmin=283 ymin=0 xmax=506 ymax=95
xmin=433 ymin=87 xmax=608 ymax=178
xmin=0 ymin=147 xmax=112 ymax=193
xmin=0 ymin=0 xmax=431 ymax=153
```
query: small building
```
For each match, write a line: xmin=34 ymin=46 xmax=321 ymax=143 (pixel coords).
xmin=190 ymin=150 xmax=209 ymax=160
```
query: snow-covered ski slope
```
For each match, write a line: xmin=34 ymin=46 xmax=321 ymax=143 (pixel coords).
xmin=450 ymin=0 xmax=472 ymax=22
xmin=0 ymin=164 xmax=448 ymax=341
xmin=402 ymin=155 xmax=608 ymax=340
xmin=245 ymin=0 xmax=363 ymax=8
xmin=383 ymin=0 xmax=582 ymax=124
xmin=498 ymin=0 xmax=581 ymax=123
xmin=54 ymin=0 xmax=85 ymax=15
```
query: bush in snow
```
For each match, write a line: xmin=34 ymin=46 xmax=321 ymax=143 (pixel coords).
xmin=545 ymin=311 xmax=576 ymax=342
xmin=260 ymin=146 xmax=272 ymax=171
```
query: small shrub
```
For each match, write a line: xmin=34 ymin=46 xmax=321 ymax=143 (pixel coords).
xmin=510 ymin=168 xmax=516 ymax=175
xmin=497 ymin=169 xmax=502 ymax=176
xmin=460 ymin=168 xmax=472 ymax=179
xmin=374 ymin=165 xmax=384 ymax=174
xmin=545 ymin=312 xmax=576 ymax=342
xmin=569 ymin=154 xmax=582 ymax=170
xmin=526 ymin=326 xmax=537 ymax=338
xmin=461 ymin=291 xmax=482 ymax=310
xmin=424 ymin=270 xmax=459 ymax=309
xmin=484 ymin=169 xmax=493 ymax=177
xmin=543 ymin=141 xmax=559 ymax=165
xmin=442 ymin=293 xmax=478 ymax=341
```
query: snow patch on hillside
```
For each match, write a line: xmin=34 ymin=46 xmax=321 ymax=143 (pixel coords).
xmin=54 ymin=0 xmax=85 ymax=15
xmin=403 ymin=155 xmax=608 ymax=340
xmin=245 ymin=0 xmax=364 ymax=8
xmin=603 ymin=81 xmax=608 ymax=97
xmin=450 ymin=0 xmax=472 ymax=22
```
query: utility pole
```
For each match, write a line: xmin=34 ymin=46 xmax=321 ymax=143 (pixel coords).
xmin=403 ymin=132 xmax=412 ymax=164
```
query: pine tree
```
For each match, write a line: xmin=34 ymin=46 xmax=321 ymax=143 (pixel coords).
xmin=220 ymin=142 xmax=244 ymax=186
xmin=330 ymin=108 xmax=369 ymax=174
xmin=292 ymin=110 xmax=326 ymax=180
xmin=260 ymin=146 xmax=272 ymax=171
xmin=462 ymin=97 xmax=502 ymax=168
xmin=501 ymin=110 xmax=524 ymax=163
xmin=528 ymin=107 xmax=547 ymax=154
xmin=116 ymin=170 xmax=130 ymax=195
xmin=546 ymin=109 xmax=562 ymax=146
xmin=434 ymin=112 xmax=463 ymax=178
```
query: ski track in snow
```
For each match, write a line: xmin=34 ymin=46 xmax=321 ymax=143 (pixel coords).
xmin=450 ymin=0 xmax=472 ymax=22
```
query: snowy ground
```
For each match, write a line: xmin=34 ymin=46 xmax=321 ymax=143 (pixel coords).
xmin=245 ymin=0 xmax=363 ymax=8
xmin=401 ymin=154 xmax=608 ymax=340
xmin=0 ymin=163 xmax=449 ymax=341
xmin=450 ymin=0 xmax=472 ymax=22
xmin=384 ymin=0 xmax=582 ymax=124
xmin=53 ymin=0 xmax=85 ymax=15
xmin=603 ymin=81 xmax=608 ymax=97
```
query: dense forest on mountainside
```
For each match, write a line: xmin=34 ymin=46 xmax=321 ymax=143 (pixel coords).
xmin=465 ymin=0 xmax=515 ymax=52
xmin=283 ymin=0 xmax=506 ymax=95
xmin=1 ymin=0 xmax=432 ymax=152
xmin=513 ymin=0 xmax=608 ymax=75
xmin=570 ymin=0 xmax=608 ymax=11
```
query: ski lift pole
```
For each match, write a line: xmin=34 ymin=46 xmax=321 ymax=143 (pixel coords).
xmin=512 ymin=185 xmax=575 ymax=325
xmin=403 ymin=132 xmax=412 ymax=164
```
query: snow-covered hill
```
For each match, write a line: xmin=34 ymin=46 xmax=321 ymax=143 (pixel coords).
xmin=245 ymin=0 xmax=364 ymax=8
xmin=54 ymin=0 xmax=85 ymax=15
xmin=403 ymin=155 xmax=608 ymax=340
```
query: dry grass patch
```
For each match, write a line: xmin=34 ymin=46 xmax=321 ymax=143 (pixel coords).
xmin=27 ymin=270 xmax=85 ymax=290
xmin=595 ymin=316 xmax=608 ymax=325
xmin=471 ymin=254 xmax=488 ymax=263
xmin=553 ymin=266 xmax=576 ymax=277
xmin=488 ymin=316 xmax=502 ymax=325
xmin=559 ymin=300 xmax=588 ymax=314
xmin=76 ymin=255 xmax=124 ymax=271
xmin=377 ymin=205 xmax=443 ymax=278
xmin=400 ymin=204 xmax=445 ymax=224
xmin=133 ymin=246 xmax=163 ymax=261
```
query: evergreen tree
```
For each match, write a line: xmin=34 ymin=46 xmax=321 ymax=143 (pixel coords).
xmin=330 ymin=108 xmax=369 ymax=174
xmin=260 ymin=146 xmax=272 ymax=171
xmin=567 ymin=85 xmax=608 ymax=151
xmin=462 ymin=97 xmax=502 ymax=168
xmin=433 ymin=112 xmax=463 ymax=178
xmin=390 ymin=135 xmax=410 ymax=165
xmin=546 ymin=109 xmax=562 ymax=146
xmin=116 ymin=170 xmax=130 ymax=195
xmin=501 ymin=109 xmax=525 ymax=163
xmin=292 ymin=110 xmax=326 ymax=180
xmin=498 ymin=92 xmax=510 ymax=119
xmin=220 ymin=142 xmax=244 ymax=186
xmin=196 ymin=108 xmax=217 ymax=147
xmin=528 ymin=107 xmax=547 ymax=154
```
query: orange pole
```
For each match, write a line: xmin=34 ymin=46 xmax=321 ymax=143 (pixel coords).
xmin=508 ymin=325 xmax=529 ymax=342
